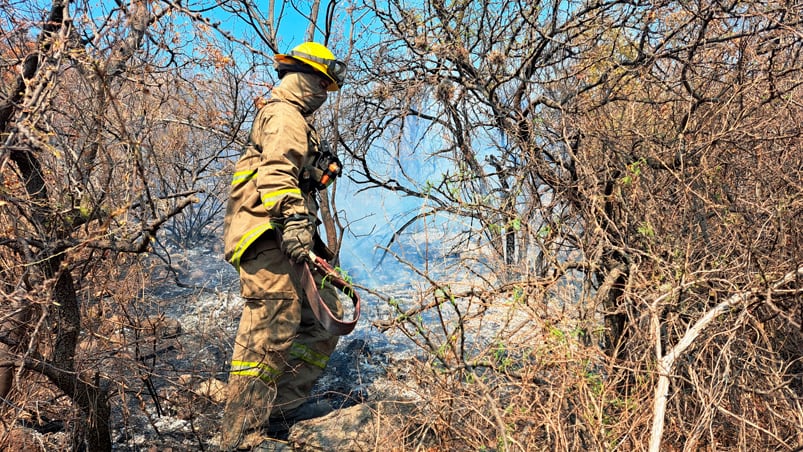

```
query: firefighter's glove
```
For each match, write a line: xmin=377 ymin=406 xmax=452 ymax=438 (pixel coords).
xmin=281 ymin=218 xmax=314 ymax=263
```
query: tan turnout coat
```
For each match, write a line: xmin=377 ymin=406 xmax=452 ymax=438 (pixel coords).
xmin=223 ymin=98 xmax=321 ymax=271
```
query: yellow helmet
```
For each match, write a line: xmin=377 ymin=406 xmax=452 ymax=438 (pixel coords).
xmin=275 ymin=42 xmax=346 ymax=91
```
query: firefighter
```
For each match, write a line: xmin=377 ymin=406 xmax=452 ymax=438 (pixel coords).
xmin=220 ymin=42 xmax=347 ymax=450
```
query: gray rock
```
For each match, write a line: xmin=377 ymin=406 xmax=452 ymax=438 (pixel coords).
xmin=287 ymin=400 xmax=416 ymax=451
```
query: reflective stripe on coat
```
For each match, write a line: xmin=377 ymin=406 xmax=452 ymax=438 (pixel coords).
xmin=223 ymin=99 xmax=322 ymax=268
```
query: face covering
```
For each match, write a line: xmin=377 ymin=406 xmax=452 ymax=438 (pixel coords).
xmin=273 ymin=72 xmax=329 ymax=115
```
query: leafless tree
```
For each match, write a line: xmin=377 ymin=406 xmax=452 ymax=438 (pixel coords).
xmin=343 ymin=0 xmax=802 ymax=449
xmin=2 ymin=0 xmax=799 ymax=449
xmin=0 ymin=0 xmax=259 ymax=449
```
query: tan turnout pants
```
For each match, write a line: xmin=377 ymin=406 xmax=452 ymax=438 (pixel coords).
xmin=220 ymin=234 xmax=343 ymax=450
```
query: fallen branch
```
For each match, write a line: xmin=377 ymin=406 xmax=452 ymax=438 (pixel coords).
xmin=649 ymin=266 xmax=803 ymax=452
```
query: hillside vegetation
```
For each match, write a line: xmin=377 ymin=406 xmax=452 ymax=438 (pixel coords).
xmin=1 ymin=0 xmax=801 ymax=450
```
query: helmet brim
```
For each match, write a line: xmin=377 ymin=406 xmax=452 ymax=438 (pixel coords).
xmin=274 ymin=54 xmax=339 ymax=91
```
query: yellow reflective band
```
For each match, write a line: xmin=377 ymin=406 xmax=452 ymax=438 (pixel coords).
xmin=229 ymin=222 xmax=276 ymax=269
xmin=231 ymin=169 xmax=257 ymax=185
xmin=230 ymin=360 xmax=281 ymax=383
xmin=289 ymin=343 xmax=329 ymax=369
xmin=261 ymin=188 xmax=302 ymax=209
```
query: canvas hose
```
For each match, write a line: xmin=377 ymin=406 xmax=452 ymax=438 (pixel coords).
xmin=275 ymin=227 xmax=360 ymax=335
xmin=292 ymin=251 xmax=361 ymax=335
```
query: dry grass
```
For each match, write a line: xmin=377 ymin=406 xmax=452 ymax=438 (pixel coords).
xmin=374 ymin=261 xmax=803 ymax=452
